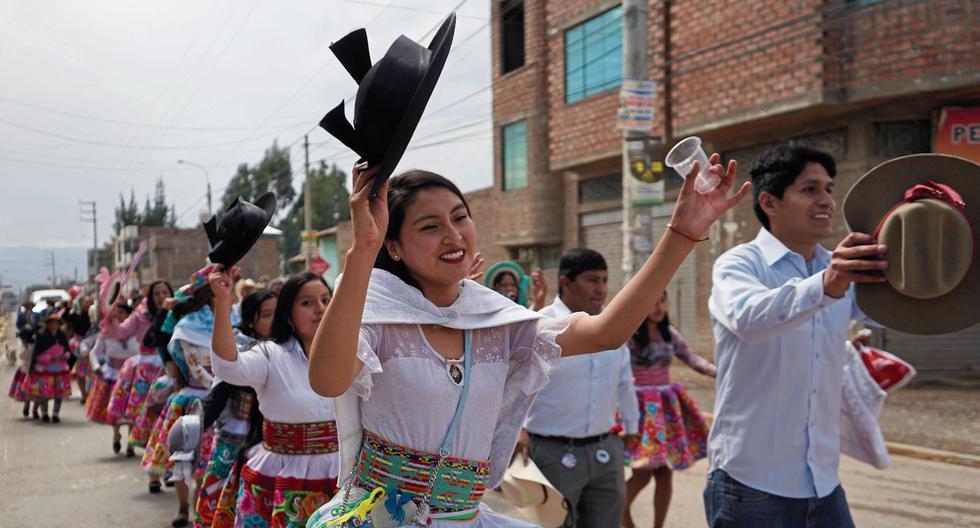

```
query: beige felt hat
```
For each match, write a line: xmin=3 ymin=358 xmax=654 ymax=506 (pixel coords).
xmin=499 ymin=458 xmax=567 ymax=528
xmin=843 ymin=154 xmax=980 ymax=335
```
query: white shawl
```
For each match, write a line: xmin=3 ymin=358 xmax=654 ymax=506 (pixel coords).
xmin=334 ymin=269 xmax=546 ymax=484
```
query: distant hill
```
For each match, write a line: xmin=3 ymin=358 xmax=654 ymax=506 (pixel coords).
xmin=0 ymin=246 xmax=89 ymax=297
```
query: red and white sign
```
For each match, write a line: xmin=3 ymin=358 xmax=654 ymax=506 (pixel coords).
xmin=309 ymin=256 xmax=330 ymax=275
xmin=934 ymin=107 xmax=980 ymax=164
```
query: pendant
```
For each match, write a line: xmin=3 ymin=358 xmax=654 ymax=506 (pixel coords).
xmin=561 ymin=452 xmax=578 ymax=469
xmin=447 ymin=364 xmax=464 ymax=385
xmin=595 ymin=448 xmax=611 ymax=464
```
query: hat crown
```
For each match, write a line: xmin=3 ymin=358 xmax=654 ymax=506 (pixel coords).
xmin=880 ymin=198 xmax=974 ymax=299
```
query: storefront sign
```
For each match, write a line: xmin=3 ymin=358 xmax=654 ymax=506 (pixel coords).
xmin=934 ymin=107 xmax=980 ymax=163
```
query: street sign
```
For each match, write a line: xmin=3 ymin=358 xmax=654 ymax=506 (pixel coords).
xmin=627 ymin=138 xmax=665 ymax=205
xmin=616 ymin=80 xmax=658 ymax=132
xmin=309 ymin=256 xmax=330 ymax=275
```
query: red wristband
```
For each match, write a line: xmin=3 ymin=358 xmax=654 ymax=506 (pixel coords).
xmin=667 ymin=223 xmax=709 ymax=242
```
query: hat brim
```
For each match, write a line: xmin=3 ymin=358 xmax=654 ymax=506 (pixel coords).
xmin=367 ymin=14 xmax=456 ymax=195
xmin=843 ymin=154 xmax=980 ymax=334
xmin=500 ymin=459 xmax=567 ymax=527
xmin=208 ymin=191 xmax=278 ymax=267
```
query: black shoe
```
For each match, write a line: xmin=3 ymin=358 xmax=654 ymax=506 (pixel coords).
xmin=148 ymin=481 xmax=162 ymax=494
xmin=164 ymin=481 xmax=175 ymax=488
xmin=22 ymin=405 xmax=29 ymax=418
xmin=32 ymin=410 xmax=39 ymax=420
xmin=126 ymin=446 xmax=135 ymax=458
xmin=113 ymin=440 xmax=121 ymax=454
xmin=52 ymin=416 xmax=60 ymax=424
xmin=41 ymin=415 xmax=50 ymax=423
xmin=172 ymin=504 xmax=189 ymax=527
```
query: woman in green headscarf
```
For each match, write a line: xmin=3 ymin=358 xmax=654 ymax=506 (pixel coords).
xmin=484 ymin=261 xmax=548 ymax=311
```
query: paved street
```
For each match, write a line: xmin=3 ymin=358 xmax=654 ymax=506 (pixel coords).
xmin=2 ymin=359 xmax=979 ymax=527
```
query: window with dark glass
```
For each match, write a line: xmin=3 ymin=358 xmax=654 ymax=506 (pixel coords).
xmin=565 ymin=5 xmax=623 ymax=103
xmin=501 ymin=1 xmax=525 ymax=74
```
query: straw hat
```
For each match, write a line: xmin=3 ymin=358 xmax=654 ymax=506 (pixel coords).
xmin=843 ymin=154 xmax=980 ymax=334
xmin=498 ymin=458 xmax=567 ymax=528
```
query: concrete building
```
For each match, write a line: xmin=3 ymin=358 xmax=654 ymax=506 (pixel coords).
xmin=479 ymin=0 xmax=980 ymax=382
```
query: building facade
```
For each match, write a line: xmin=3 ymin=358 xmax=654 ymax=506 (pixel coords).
xmin=112 ymin=226 xmax=282 ymax=291
xmin=482 ymin=0 xmax=980 ymax=382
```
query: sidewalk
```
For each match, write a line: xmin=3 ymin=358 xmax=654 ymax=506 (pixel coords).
xmin=674 ymin=368 xmax=980 ymax=457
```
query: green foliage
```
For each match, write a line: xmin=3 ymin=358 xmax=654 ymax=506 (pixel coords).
xmin=219 ymin=141 xmax=296 ymax=214
xmin=112 ymin=176 xmax=177 ymax=234
xmin=279 ymin=161 xmax=352 ymax=260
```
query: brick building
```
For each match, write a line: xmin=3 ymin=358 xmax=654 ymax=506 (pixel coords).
xmin=112 ymin=225 xmax=282 ymax=291
xmin=480 ymin=0 xmax=980 ymax=381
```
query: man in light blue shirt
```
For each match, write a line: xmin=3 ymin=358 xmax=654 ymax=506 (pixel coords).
xmin=522 ymin=249 xmax=640 ymax=527
xmin=704 ymin=143 xmax=888 ymax=527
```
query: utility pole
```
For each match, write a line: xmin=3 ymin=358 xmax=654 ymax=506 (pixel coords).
xmin=80 ymin=200 xmax=97 ymax=280
xmin=303 ymin=134 xmax=313 ymax=267
xmin=48 ymin=251 xmax=56 ymax=287
xmin=621 ymin=0 xmax=649 ymax=282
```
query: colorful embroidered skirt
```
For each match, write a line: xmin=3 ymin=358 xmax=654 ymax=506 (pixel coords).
xmin=625 ymin=381 xmax=709 ymax=470
xmin=141 ymin=387 xmax=207 ymax=477
xmin=195 ymin=390 xmax=254 ymax=528
xmin=85 ymin=374 xmax=117 ymax=424
xmin=355 ymin=429 xmax=490 ymax=521
xmin=8 ymin=369 xmax=27 ymax=401
xmin=234 ymin=421 xmax=339 ymax=528
xmin=19 ymin=370 xmax=72 ymax=400
xmin=107 ymin=354 xmax=163 ymax=425
xmin=129 ymin=374 xmax=173 ymax=449
xmin=210 ymin=459 xmax=243 ymax=528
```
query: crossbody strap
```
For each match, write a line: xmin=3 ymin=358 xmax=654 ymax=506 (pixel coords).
xmin=438 ymin=329 xmax=472 ymax=456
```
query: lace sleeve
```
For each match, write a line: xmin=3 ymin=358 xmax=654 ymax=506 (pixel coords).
xmin=508 ymin=314 xmax=580 ymax=395
xmin=350 ymin=324 xmax=383 ymax=400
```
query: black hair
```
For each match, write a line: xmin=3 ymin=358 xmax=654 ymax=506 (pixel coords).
xmin=491 ymin=270 xmax=518 ymax=289
xmin=558 ymin=248 xmax=607 ymax=284
xmin=115 ymin=303 xmax=134 ymax=316
xmin=374 ymin=170 xmax=471 ymax=291
xmin=144 ymin=280 xmax=174 ymax=317
xmin=749 ymin=142 xmax=837 ymax=230
xmin=631 ymin=292 xmax=672 ymax=347
xmin=269 ymin=272 xmax=331 ymax=345
xmin=171 ymin=287 xmax=213 ymax=321
xmin=238 ymin=288 xmax=277 ymax=339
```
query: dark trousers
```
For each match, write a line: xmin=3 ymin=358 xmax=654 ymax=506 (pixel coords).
xmin=703 ymin=470 xmax=855 ymax=528
xmin=529 ymin=434 xmax=625 ymax=528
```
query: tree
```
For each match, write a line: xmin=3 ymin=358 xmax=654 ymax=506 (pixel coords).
xmin=113 ymin=177 xmax=177 ymax=234
xmin=279 ymin=162 xmax=352 ymax=260
xmin=219 ymin=141 xmax=296 ymax=216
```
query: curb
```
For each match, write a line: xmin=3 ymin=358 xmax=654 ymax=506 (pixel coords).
xmin=701 ymin=413 xmax=980 ymax=469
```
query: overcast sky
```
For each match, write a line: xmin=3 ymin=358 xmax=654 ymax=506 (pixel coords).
xmin=0 ymin=0 xmax=493 ymax=254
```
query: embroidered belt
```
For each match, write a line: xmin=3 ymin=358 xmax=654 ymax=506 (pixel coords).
xmin=262 ymin=420 xmax=338 ymax=455
xmin=633 ymin=365 xmax=671 ymax=386
xmin=357 ymin=429 xmax=489 ymax=519
xmin=229 ymin=390 xmax=254 ymax=420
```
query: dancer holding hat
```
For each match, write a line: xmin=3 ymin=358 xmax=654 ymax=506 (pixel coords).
xmin=704 ymin=143 xmax=894 ymax=528
xmin=306 ymin=151 xmax=746 ymax=526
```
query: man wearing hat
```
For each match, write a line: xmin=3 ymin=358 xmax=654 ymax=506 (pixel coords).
xmin=704 ymin=143 xmax=888 ymax=528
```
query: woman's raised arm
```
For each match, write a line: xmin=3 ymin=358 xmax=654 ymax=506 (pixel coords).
xmin=309 ymin=163 xmax=388 ymax=397
xmin=558 ymin=154 xmax=751 ymax=356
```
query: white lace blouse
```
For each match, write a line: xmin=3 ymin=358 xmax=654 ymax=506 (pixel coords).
xmin=353 ymin=317 xmax=572 ymax=487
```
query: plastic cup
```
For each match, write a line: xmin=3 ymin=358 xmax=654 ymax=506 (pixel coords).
xmin=665 ymin=136 xmax=721 ymax=195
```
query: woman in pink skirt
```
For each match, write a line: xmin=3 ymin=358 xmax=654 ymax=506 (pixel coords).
xmin=107 ymin=280 xmax=173 ymax=457
xmin=86 ymin=303 xmax=140 ymax=451
xmin=622 ymin=291 xmax=716 ymax=528
xmin=19 ymin=312 xmax=73 ymax=423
